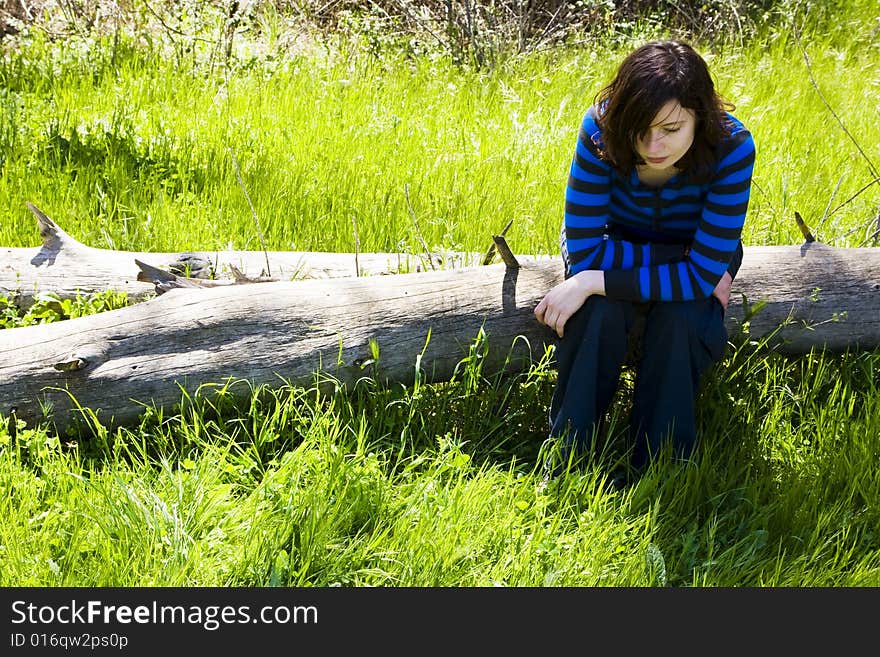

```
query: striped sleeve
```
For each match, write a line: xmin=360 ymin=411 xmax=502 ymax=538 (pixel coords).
xmin=603 ymin=126 xmax=756 ymax=302
xmin=564 ymin=110 xmax=688 ymax=279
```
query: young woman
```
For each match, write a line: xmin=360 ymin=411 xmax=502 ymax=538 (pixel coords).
xmin=534 ymin=40 xmax=755 ymax=477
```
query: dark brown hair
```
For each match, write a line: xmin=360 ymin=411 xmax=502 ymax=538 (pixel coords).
xmin=593 ymin=40 xmax=734 ymax=182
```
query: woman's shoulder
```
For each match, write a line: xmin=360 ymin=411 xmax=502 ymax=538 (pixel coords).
xmin=582 ymin=105 xmax=602 ymax=131
xmin=724 ymin=113 xmax=753 ymax=141
xmin=579 ymin=105 xmax=607 ymax=156
xmin=718 ymin=112 xmax=755 ymax=158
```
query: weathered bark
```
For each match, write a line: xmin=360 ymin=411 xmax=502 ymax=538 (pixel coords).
xmin=1 ymin=203 xmax=490 ymax=308
xmin=1 ymin=242 xmax=878 ymax=434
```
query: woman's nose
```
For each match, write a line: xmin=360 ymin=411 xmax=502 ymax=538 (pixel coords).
xmin=644 ymin=129 xmax=664 ymax=145
xmin=641 ymin=130 xmax=666 ymax=153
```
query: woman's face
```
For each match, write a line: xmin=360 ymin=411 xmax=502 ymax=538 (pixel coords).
xmin=635 ymin=100 xmax=696 ymax=171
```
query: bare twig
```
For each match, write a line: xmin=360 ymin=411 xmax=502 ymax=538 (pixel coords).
xmin=389 ymin=0 xmax=449 ymax=52
xmin=873 ymin=206 xmax=880 ymax=246
xmin=492 ymin=235 xmax=520 ymax=268
xmin=828 ymin=223 xmax=866 ymax=245
xmin=794 ymin=211 xmax=815 ymax=243
xmin=140 ymin=0 xmax=214 ymax=44
xmin=827 ymin=177 xmax=880 ymax=219
xmin=856 ymin=205 xmax=880 ymax=248
xmin=827 ymin=213 xmax=880 ymax=246
xmin=351 ymin=215 xmax=361 ymax=277
xmin=816 ymin=172 xmax=845 ymax=235
xmin=482 ymin=218 xmax=513 ymax=265
xmin=748 ymin=178 xmax=782 ymax=223
xmin=229 ymin=148 xmax=271 ymax=277
xmin=792 ymin=21 xmax=880 ymax=246
xmin=724 ymin=0 xmax=745 ymax=49
xmin=17 ymin=0 xmax=34 ymax=20
xmin=825 ymin=178 xmax=880 ymax=244
xmin=314 ymin=0 xmax=344 ymax=18
xmin=0 ymin=6 xmax=72 ymax=38
xmin=530 ymin=2 xmax=567 ymax=52
xmin=403 ymin=183 xmax=435 ymax=271
xmin=57 ymin=0 xmax=83 ymax=35
xmin=222 ymin=0 xmax=257 ymax=63
xmin=793 ymin=24 xmax=879 ymax=180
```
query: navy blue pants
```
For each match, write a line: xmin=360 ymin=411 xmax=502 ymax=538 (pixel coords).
xmin=548 ymin=295 xmax=728 ymax=473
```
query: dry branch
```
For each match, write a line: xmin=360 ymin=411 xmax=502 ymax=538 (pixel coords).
xmin=1 ymin=203 xmax=501 ymax=307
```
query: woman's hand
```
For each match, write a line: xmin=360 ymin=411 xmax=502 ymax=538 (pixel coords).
xmin=534 ymin=270 xmax=605 ymax=338
xmin=712 ymin=271 xmax=733 ymax=310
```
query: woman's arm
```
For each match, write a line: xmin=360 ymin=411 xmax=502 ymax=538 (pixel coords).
xmin=563 ymin=112 xmax=689 ymax=277
xmin=537 ymin=122 xmax=754 ymax=336
xmin=602 ymin=127 xmax=756 ymax=302
xmin=534 ymin=270 xmax=605 ymax=338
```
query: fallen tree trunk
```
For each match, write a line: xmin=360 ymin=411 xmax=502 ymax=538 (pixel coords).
xmin=1 ymin=203 xmax=494 ymax=308
xmin=1 ymin=242 xmax=879 ymax=434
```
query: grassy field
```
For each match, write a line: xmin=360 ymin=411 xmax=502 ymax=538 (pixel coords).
xmin=1 ymin=2 xmax=879 ymax=586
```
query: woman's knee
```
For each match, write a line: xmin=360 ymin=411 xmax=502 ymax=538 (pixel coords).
xmin=556 ymin=296 xmax=632 ymax=367
xmin=644 ymin=298 xmax=727 ymax=362
xmin=576 ymin=295 xmax=628 ymax=331
xmin=646 ymin=299 xmax=713 ymax=338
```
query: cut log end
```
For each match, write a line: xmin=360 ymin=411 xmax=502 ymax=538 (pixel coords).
xmin=167 ymin=253 xmax=214 ymax=279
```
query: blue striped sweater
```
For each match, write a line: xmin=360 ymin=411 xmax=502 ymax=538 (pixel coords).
xmin=562 ymin=107 xmax=756 ymax=302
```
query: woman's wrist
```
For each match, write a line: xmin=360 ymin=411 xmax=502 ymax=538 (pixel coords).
xmin=573 ymin=270 xmax=606 ymax=297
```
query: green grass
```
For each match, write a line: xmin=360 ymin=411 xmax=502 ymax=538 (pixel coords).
xmin=1 ymin=3 xmax=879 ymax=586
xmin=2 ymin=6 xmax=878 ymax=254
xmin=3 ymin=343 xmax=879 ymax=586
